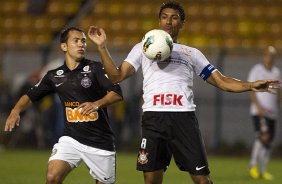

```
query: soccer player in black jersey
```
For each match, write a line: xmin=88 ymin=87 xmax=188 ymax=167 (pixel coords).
xmin=4 ymin=27 xmax=123 ymax=184
xmin=88 ymin=1 xmax=280 ymax=184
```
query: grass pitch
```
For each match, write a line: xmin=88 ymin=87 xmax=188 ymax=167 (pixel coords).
xmin=0 ymin=149 xmax=281 ymax=184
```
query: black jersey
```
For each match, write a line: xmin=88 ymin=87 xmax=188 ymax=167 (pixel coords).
xmin=26 ymin=59 xmax=123 ymax=151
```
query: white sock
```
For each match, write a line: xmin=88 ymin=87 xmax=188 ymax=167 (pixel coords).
xmin=259 ymin=146 xmax=271 ymax=173
xmin=250 ymin=139 xmax=261 ymax=167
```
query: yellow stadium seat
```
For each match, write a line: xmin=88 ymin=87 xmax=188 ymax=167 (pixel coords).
xmin=189 ymin=34 xmax=209 ymax=48
xmin=237 ymin=20 xmax=253 ymax=36
xmin=125 ymin=19 xmax=140 ymax=33
xmin=124 ymin=3 xmax=139 ymax=16
xmin=202 ymin=4 xmax=217 ymax=18
xmin=2 ymin=1 xmax=18 ymax=14
xmin=2 ymin=17 xmax=18 ymax=30
xmin=218 ymin=5 xmax=233 ymax=18
xmin=92 ymin=3 xmax=107 ymax=14
xmin=79 ymin=16 xmax=93 ymax=31
xmin=269 ymin=23 xmax=281 ymax=35
xmin=18 ymin=16 xmax=35 ymax=31
xmin=33 ymin=16 xmax=50 ymax=31
xmin=253 ymin=22 xmax=267 ymax=35
xmin=187 ymin=4 xmax=201 ymax=18
xmin=186 ymin=21 xmax=204 ymax=34
xmin=266 ymin=6 xmax=280 ymax=19
xmin=205 ymin=21 xmax=221 ymax=35
xmin=63 ymin=2 xmax=80 ymax=16
xmin=47 ymin=1 xmax=63 ymax=15
xmin=223 ymin=37 xmax=240 ymax=49
xmin=19 ymin=32 xmax=34 ymax=45
xmin=35 ymin=32 xmax=52 ymax=46
xmin=50 ymin=18 xmax=66 ymax=32
xmin=233 ymin=5 xmax=248 ymax=19
xmin=18 ymin=1 xmax=28 ymax=14
xmin=4 ymin=32 xmax=19 ymax=45
xmin=249 ymin=6 xmax=263 ymax=19
xmin=108 ymin=3 xmax=123 ymax=16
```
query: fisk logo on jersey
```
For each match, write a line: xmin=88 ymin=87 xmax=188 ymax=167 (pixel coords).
xmin=65 ymin=107 xmax=98 ymax=123
xmin=153 ymin=94 xmax=183 ymax=106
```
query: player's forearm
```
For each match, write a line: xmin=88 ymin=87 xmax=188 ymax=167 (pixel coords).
xmin=11 ymin=95 xmax=32 ymax=114
xmin=208 ymin=74 xmax=252 ymax=92
xmin=97 ymin=46 xmax=122 ymax=83
xmin=208 ymin=71 xmax=252 ymax=92
xmin=218 ymin=77 xmax=253 ymax=92
xmin=95 ymin=91 xmax=123 ymax=109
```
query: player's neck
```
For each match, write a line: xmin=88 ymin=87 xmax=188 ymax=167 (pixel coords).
xmin=65 ymin=58 xmax=81 ymax=71
xmin=263 ymin=63 xmax=272 ymax=71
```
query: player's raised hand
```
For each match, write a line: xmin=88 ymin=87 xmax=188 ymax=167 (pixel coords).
xmin=4 ymin=111 xmax=20 ymax=132
xmin=251 ymin=80 xmax=280 ymax=93
xmin=88 ymin=26 xmax=106 ymax=48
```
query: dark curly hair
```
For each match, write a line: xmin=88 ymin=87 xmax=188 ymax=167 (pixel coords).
xmin=159 ymin=1 xmax=185 ymax=22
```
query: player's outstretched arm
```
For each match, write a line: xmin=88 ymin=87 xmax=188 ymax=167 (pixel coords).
xmin=207 ymin=70 xmax=280 ymax=93
xmin=78 ymin=91 xmax=123 ymax=116
xmin=88 ymin=26 xmax=135 ymax=83
xmin=4 ymin=95 xmax=32 ymax=132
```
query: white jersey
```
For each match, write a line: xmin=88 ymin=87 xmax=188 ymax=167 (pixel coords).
xmin=125 ymin=42 xmax=216 ymax=112
xmin=248 ymin=63 xmax=281 ymax=119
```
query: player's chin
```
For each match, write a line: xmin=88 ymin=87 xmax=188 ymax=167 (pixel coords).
xmin=76 ymin=55 xmax=85 ymax=62
xmin=77 ymin=53 xmax=85 ymax=59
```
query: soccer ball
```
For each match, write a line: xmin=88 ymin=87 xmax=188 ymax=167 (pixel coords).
xmin=142 ymin=29 xmax=173 ymax=61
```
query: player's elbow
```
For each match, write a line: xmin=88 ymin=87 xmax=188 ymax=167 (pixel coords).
xmin=116 ymin=94 xmax=123 ymax=102
xmin=106 ymin=75 xmax=120 ymax=84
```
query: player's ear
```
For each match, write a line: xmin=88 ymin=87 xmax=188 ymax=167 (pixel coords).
xmin=61 ymin=43 xmax=67 ymax=52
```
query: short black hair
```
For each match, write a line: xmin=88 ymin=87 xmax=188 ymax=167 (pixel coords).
xmin=60 ymin=27 xmax=84 ymax=43
xmin=159 ymin=1 xmax=185 ymax=22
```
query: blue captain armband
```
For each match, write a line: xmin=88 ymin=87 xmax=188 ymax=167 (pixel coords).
xmin=199 ymin=64 xmax=216 ymax=81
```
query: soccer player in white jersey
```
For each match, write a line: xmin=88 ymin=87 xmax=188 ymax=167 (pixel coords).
xmin=247 ymin=46 xmax=282 ymax=180
xmin=88 ymin=1 xmax=280 ymax=184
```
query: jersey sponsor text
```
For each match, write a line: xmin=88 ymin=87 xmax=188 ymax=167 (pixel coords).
xmin=65 ymin=102 xmax=81 ymax=107
xmin=66 ymin=107 xmax=98 ymax=122
xmin=153 ymin=93 xmax=183 ymax=106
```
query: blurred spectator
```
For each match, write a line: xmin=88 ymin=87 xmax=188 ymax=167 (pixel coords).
xmin=248 ymin=46 xmax=282 ymax=180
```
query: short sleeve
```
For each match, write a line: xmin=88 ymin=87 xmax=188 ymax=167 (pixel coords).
xmin=192 ymin=48 xmax=216 ymax=81
xmin=124 ymin=43 xmax=143 ymax=71
xmin=26 ymin=73 xmax=55 ymax=102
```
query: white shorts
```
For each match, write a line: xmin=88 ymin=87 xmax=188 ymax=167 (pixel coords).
xmin=49 ymin=136 xmax=116 ymax=183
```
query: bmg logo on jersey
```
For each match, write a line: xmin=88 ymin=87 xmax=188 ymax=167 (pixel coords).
xmin=65 ymin=107 xmax=98 ymax=122
xmin=153 ymin=93 xmax=183 ymax=106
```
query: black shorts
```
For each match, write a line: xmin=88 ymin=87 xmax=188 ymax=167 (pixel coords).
xmin=252 ymin=116 xmax=276 ymax=141
xmin=136 ymin=111 xmax=210 ymax=175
